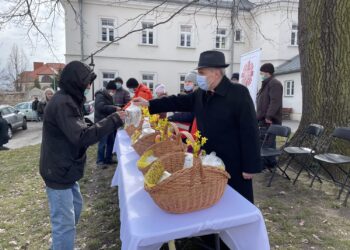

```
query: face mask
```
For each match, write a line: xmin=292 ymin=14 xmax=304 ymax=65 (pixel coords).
xmin=84 ymin=89 xmax=90 ymax=96
xmin=128 ymin=88 xmax=135 ymax=94
xmin=261 ymin=74 xmax=268 ymax=81
xmin=196 ymin=75 xmax=209 ymax=91
xmin=116 ymin=83 xmax=122 ymax=89
xmin=184 ymin=85 xmax=193 ymax=92
xmin=109 ymin=91 xmax=115 ymax=96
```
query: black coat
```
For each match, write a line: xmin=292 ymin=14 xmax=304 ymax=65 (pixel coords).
xmin=39 ymin=61 xmax=124 ymax=189
xmin=0 ymin=116 xmax=9 ymax=146
xmin=95 ymin=89 xmax=117 ymax=123
xmin=149 ymin=76 xmax=261 ymax=203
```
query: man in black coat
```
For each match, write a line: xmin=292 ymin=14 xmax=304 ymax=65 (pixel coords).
xmin=95 ymin=81 xmax=119 ymax=167
xmin=39 ymin=61 xmax=125 ymax=249
xmin=134 ymin=50 xmax=261 ymax=202
xmin=0 ymin=113 xmax=9 ymax=150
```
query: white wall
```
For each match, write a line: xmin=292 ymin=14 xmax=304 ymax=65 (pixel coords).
xmin=276 ymin=72 xmax=302 ymax=120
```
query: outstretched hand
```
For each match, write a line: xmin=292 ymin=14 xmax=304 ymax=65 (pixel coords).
xmin=132 ymin=97 xmax=149 ymax=107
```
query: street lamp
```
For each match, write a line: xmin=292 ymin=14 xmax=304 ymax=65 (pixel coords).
xmin=89 ymin=54 xmax=95 ymax=100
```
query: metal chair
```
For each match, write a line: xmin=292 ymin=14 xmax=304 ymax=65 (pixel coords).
xmin=311 ymin=127 xmax=350 ymax=205
xmin=261 ymin=124 xmax=292 ymax=187
xmin=283 ymin=124 xmax=324 ymax=184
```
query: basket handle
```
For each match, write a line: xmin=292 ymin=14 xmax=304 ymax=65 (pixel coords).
xmin=181 ymin=131 xmax=206 ymax=181
xmin=165 ymin=122 xmax=181 ymax=142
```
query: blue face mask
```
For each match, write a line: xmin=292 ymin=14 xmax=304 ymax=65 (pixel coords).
xmin=261 ymin=74 xmax=269 ymax=81
xmin=184 ymin=85 xmax=193 ymax=92
xmin=116 ymin=83 xmax=122 ymax=89
xmin=128 ymin=88 xmax=135 ymax=94
xmin=196 ymin=75 xmax=209 ymax=91
xmin=84 ymin=89 xmax=90 ymax=96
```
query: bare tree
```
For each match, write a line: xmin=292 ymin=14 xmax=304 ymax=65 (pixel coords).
xmin=6 ymin=44 xmax=28 ymax=92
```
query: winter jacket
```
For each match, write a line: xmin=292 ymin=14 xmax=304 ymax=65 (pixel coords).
xmin=32 ymin=100 xmax=39 ymax=111
xmin=37 ymin=101 xmax=47 ymax=115
xmin=124 ymin=84 xmax=153 ymax=109
xmin=113 ymin=88 xmax=131 ymax=108
xmin=0 ymin=116 xmax=9 ymax=146
xmin=39 ymin=61 xmax=124 ymax=189
xmin=149 ymin=76 xmax=261 ymax=203
xmin=256 ymin=76 xmax=283 ymax=124
xmin=94 ymin=89 xmax=117 ymax=123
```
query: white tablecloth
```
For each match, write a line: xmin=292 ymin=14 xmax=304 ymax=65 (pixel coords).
xmin=112 ymin=130 xmax=270 ymax=250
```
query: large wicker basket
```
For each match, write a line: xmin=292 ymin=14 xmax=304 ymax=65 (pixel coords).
xmin=132 ymin=131 xmax=160 ymax=156
xmin=138 ymin=122 xmax=186 ymax=174
xmin=144 ymin=149 xmax=231 ymax=214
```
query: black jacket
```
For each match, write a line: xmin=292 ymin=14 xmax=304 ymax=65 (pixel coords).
xmin=113 ymin=88 xmax=131 ymax=108
xmin=0 ymin=116 xmax=9 ymax=146
xmin=149 ymin=76 xmax=261 ymax=203
xmin=32 ymin=100 xmax=39 ymax=111
xmin=94 ymin=89 xmax=117 ymax=123
xmin=256 ymin=76 xmax=283 ymax=124
xmin=39 ymin=61 xmax=123 ymax=189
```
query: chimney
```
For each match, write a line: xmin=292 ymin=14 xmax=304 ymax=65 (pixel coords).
xmin=33 ymin=62 xmax=44 ymax=71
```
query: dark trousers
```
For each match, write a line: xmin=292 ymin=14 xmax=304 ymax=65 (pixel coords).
xmin=96 ymin=132 xmax=114 ymax=164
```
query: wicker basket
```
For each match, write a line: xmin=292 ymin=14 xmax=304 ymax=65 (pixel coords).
xmin=144 ymin=134 xmax=231 ymax=214
xmin=138 ymin=122 xmax=186 ymax=174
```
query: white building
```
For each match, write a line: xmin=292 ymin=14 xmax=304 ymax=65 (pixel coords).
xmin=63 ymin=0 xmax=301 ymax=119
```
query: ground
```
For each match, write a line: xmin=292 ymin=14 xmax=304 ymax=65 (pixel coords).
xmin=0 ymin=121 xmax=350 ymax=249
xmin=5 ymin=122 xmax=42 ymax=149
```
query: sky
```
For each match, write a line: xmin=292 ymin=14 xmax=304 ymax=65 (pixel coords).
xmin=0 ymin=11 xmax=65 ymax=72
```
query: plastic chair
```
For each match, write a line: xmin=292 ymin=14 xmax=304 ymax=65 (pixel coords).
xmin=311 ymin=127 xmax=350 ymax=206
xmin=283 ymin=124 xmax=324 ymax=184
xmin=261 ymin=124 xmax=292 ymax=187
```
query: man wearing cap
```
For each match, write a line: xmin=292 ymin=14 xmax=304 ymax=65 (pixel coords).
xmin=95 ymin=80 xmax=121 ymax=168
xmin=231 ymin=72 xmax=240 ymax=83
xmin=257 ymin=63 xmax=283 ymax=169
xmin=39 ymin=61 xmax=125 ymax=249
xmin=113 ymin=77 xmax=131 ymax=109
xmin=134 ymin=50 xmax=261 ymax=202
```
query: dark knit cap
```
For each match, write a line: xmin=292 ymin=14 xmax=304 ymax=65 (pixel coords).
xmin=231 ymin=73 xmax=239 ymax=80
xmin=260 ymin=63 xmax=275 ymax=74
xmin=115 ymin=77 xmax=123 ymax=84
xmin=126 ymin=78 xmax=139 ymax=88
xmin=106 ymin=80 xmax=117 ymax=90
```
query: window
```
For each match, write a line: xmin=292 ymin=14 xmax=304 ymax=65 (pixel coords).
xmin=291 ymin=24 xmax=298 ymax=46
xmin=101 ymin=18 xmax=115 ymax=42
xmin=284 ymin=80 xmax=295 ymax=97
xmin=141 ymin=22 xmax=154 ymax=45
xmin=234 ymin=29 xmax=243 ymax=42
xmin=102 ymin=72 xmax=116 ymax=87
xmin=215 ymin=28 xmax=227 ymax=49
xmin=0 ymin=108 xmax=10 ymax=116
xmin=180 ymin=25 xmax=193 ymax=47
xmin=179 ymin=74 xmax=186 ymax=92
xmin=142 ymin=73 xmax=155 ymax=92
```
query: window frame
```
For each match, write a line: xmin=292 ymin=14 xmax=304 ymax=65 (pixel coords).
xmin=140 ymin=21 xmax=156 ymax=45
xmin=234 ymin=28 xmax=244 ymax=43
xmin=215 ymin=28 xmax=228 ymax=49
xmin=101 ymin=71 xmax=118 ymax=88
xmin=99 ymin=17 xmax=116 ymax=43
xmin=141 ymin=72 xmax=157 ymax=93
xmin=179 ymin=24 xmax=194 ymax=48
xmin=284 ymin=80 xmax=295 ymax=97
xmin=290 ymin=24 xmax=298 ymax=46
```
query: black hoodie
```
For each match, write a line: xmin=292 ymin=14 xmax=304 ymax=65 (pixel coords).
xmin=39 ymin=61 xmax=123 ymax=189
xmin=94 ymin=88 xmax=117 ymax=123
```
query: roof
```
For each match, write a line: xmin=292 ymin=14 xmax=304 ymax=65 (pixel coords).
xmin=18 ymin=62 xmax=65 ymax=84
xmin=19 ymin=71 xmax=36 ymax=82
xmin=152 ymin=0 xmax=255 ymax=11
xmin=275 ymin=55 xmax=300 ymax=75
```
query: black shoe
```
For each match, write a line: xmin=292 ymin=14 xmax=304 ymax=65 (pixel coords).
xmin=0 ymin=146 xmax=9 ymax=151
xmin=96 ymin=162 xmax=108 ymax=169
xmin=104 ymin=159 xmax=117 ymax=165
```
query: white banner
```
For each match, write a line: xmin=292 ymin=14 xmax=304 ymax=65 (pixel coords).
xmin=239 ymin=48 xmax=262 ymax=108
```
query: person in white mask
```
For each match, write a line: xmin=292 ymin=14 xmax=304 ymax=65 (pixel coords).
xmin=132 ymin=50 xmax=261 ymax=205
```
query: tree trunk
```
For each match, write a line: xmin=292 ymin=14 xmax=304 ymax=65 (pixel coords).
xmin=291 ymin=0 xmax=350 ymax=178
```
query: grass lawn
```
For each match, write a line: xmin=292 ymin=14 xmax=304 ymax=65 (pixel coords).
xmin=0 ymin=144 xmax=349 ymax=249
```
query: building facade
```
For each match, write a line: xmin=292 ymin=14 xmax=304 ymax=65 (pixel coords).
xmin=63 ymin=0 xmax=301 ymax=118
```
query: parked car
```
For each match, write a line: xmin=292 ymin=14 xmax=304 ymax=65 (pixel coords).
xmin=15 ymin=102 xmax=38 ymax=121
xmin=0 ymin=105 xmax=27 ymax=139
xmin=83 ymin=100 xmax=95 ymax=125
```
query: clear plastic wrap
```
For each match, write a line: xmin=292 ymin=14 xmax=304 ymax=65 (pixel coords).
xmin=201 ymin=152 xmax=226 ymax=170
xmin=125 ymin=102 xmax=142 ymax=127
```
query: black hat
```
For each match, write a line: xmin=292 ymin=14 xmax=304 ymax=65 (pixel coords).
xmin=197 ymin=50 xmax=229 ymax=69
xmin=106 ymin=80 xmax=117 ymax=90
xmin=126 ymin=78 xmax=139 ymax=88
xmin=260 ymin=63 xmax=275 ymax=74
xmin=231 ymin=73 xmax=239 ymax=80
xmin=115 ymin=77 xmax=123 ymax=84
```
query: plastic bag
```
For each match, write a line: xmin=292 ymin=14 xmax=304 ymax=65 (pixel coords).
xmin=125 ymin=102 xmax=142 ymax=127
xmin=157 ymin=171 xmax=172 ymax=184
xmin=201 ymin=152 xmax=225 ymax=170
xmin=183 ymin=153 xmax=194 ymax=169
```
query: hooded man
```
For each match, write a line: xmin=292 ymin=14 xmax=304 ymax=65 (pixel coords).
xmin=39 ymin=61 xmax=125 ymax=249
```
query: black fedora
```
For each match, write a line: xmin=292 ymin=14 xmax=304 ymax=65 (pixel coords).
xmin=196 ymin=50 xmax=229 ymax=69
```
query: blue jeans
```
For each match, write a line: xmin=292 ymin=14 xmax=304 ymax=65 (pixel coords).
xmin=46 ymin=182 xmax=83 ymax=250
xmin=97 ymin=132 xmax=114 ymax=164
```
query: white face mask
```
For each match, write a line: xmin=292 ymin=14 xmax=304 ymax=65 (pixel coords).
xmin=84 ymin=89 xmax=90 ymax=96
xmin=108 ymin=91 xmax=115 ymax=96
xmin=116 ymin=83 xmax=122 ymax=89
